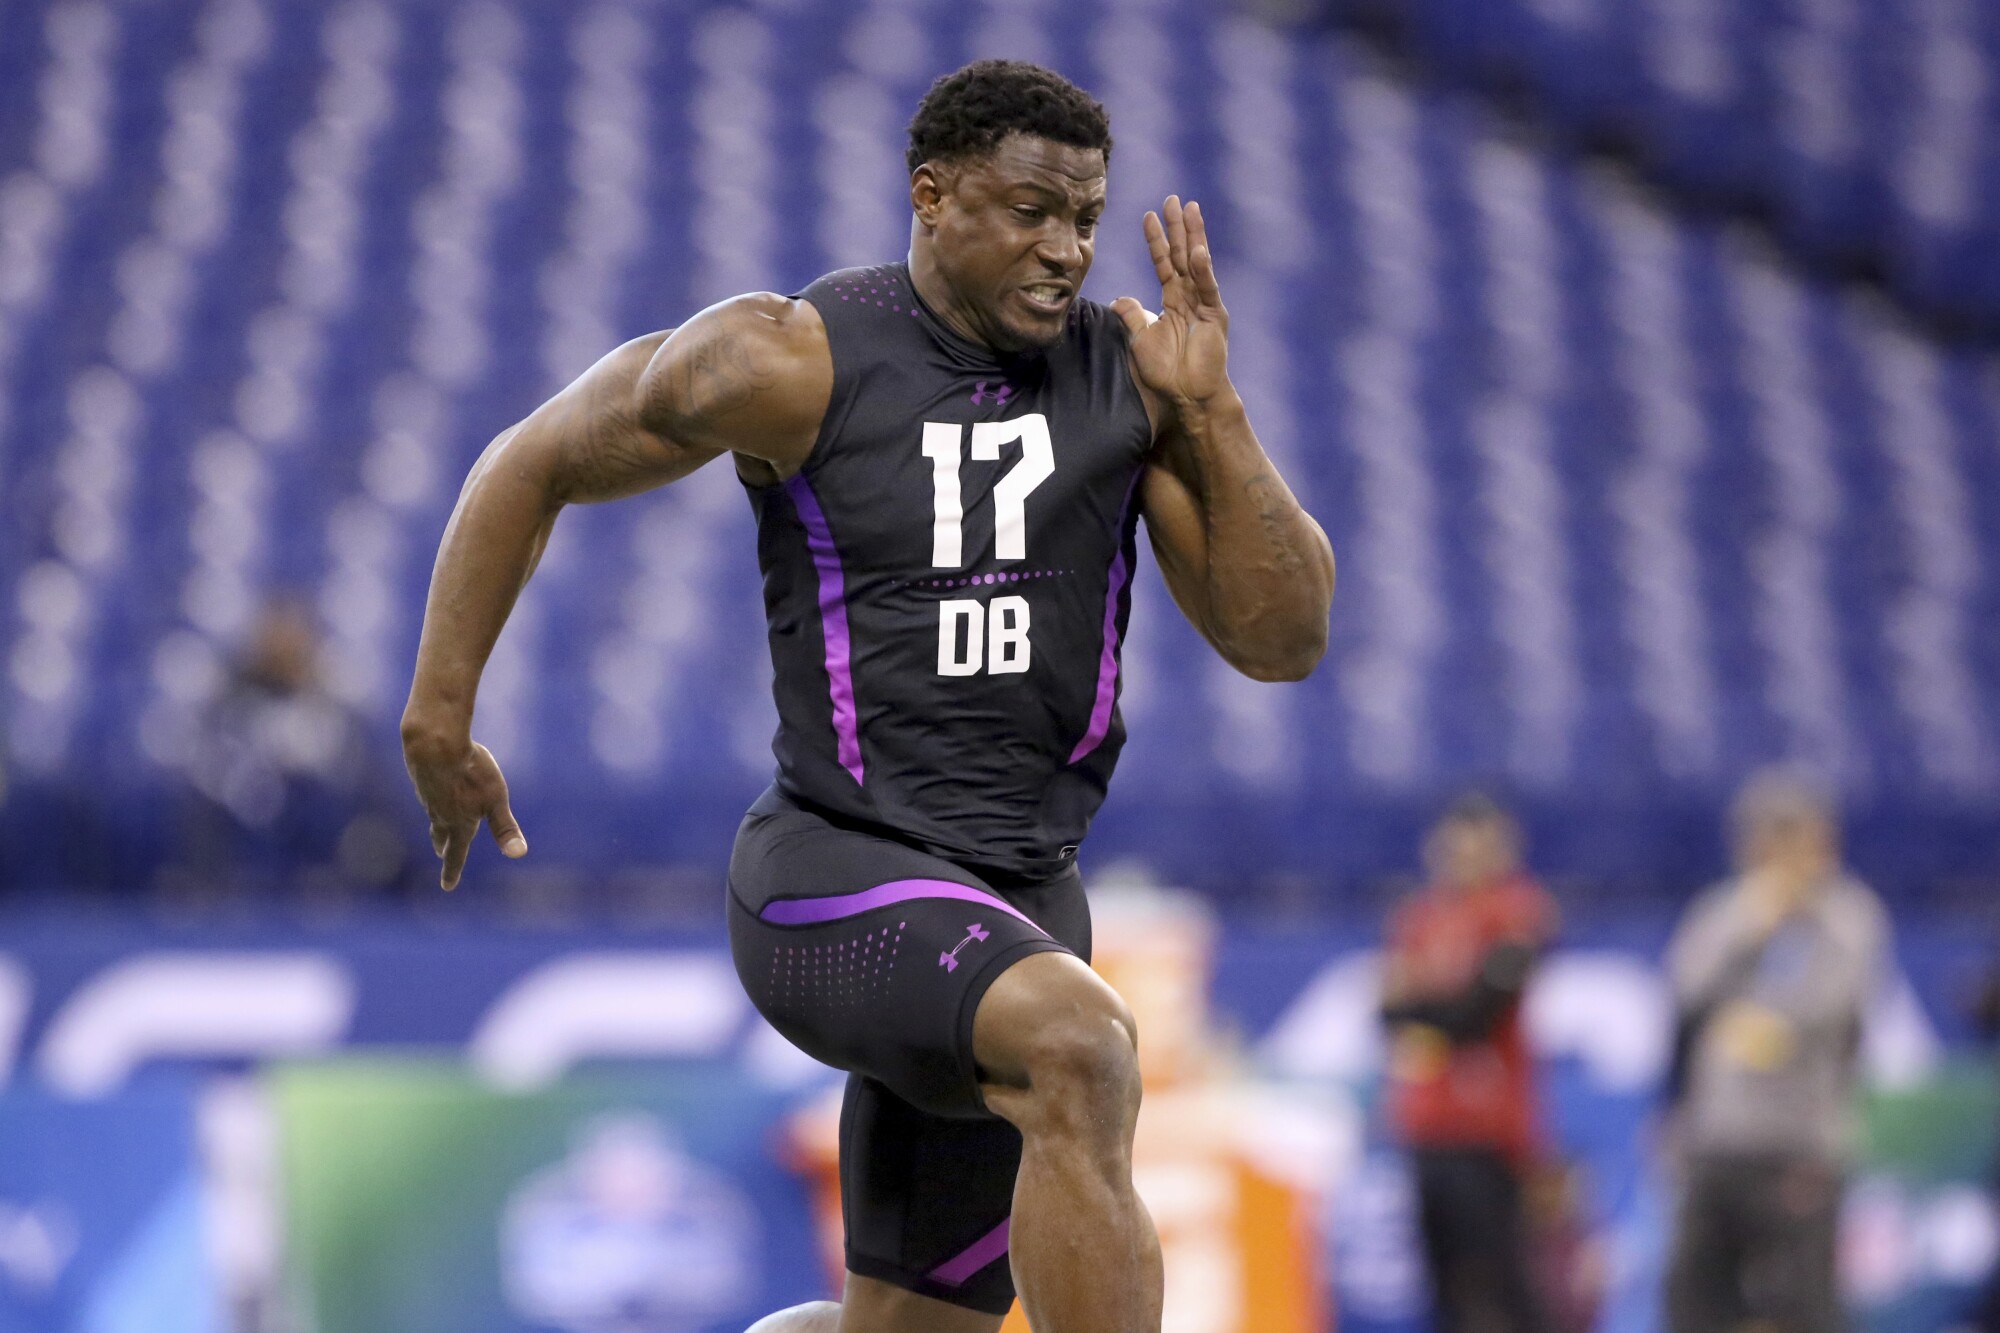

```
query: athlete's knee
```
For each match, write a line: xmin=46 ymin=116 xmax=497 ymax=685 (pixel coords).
xmin=1022 ymin=1002 xmax=1141 ymax=1133
xmin=974 ymin=952 xmax=1140 ymax=1141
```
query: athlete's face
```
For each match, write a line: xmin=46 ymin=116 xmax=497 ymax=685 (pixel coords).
xmin=911 ymin=135 xmax=1107 ymax=353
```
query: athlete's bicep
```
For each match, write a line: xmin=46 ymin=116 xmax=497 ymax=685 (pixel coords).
xmin=633 ymin=293 xmax=831 ymax=471
xmin=505 ymin=331 xmax=721 ymax=507
xmin=1139 ymin=458 xmax=1217 ymax=641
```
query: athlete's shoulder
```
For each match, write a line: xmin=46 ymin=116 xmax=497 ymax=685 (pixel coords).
xmin=1064 ymin=295 xmax=1139 ymax=360
xmin=1063 ymin=296 xmax=1155 ymax=431
xmin=1071 ymin=294 xmax=1126 ymax=332
xmin=686 ymin=289 xmax=828 ymax=354
xmin=665 ymin=291 xmax=831 ymax=393
xmin=802 ymin=262 xmax=907 ymax=290
xmin=634 ymin=292 xmax=830 ymax=467
xmin=798 ymin=263 xmax=919 ymax=308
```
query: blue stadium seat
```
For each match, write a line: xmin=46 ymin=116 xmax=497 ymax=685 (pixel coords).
xmin=0 ymin=0 xmax=1994 ymax=907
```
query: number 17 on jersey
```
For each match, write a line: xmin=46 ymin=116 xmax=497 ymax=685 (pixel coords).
xmin=923 ymin=413 xmax=1052 ymax=678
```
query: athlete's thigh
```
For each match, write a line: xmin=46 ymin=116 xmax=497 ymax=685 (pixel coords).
xmin=836 ymin=1273 xmax=1005 ymax=1333
xmin=727 ymin=791 xmax=1078 ymax=1119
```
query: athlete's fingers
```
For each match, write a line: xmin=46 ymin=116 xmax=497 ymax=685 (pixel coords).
xmin=431 ymin=820 xmax=449 ymax=858
xmin=440 ymin=826 xmax=470 ymax=891
xmin=1162 ymin=195 xmax=1191 ymax=279
xmin=488 ymin=791 xmax=528 ymax=859
xmin=1143 ymin=211 xmax=1173 ymax=288
xmin=1109 ymin=296 xmax=1157 ymax=337
xmin=1186 ymin=201 xmax=1224 ymax=309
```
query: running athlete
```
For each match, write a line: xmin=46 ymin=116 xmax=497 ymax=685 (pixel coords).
xmin=402 ymin=62 xmax=1333 ymax=1333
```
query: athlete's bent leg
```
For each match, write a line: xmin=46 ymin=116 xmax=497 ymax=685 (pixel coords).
xmin=972 ymin=951 xmax=1164 ymax=1333
xmin=727 ymin=794 xmax=1108 ymax=1323
xmin=746 ymin=1273 xmax=1004 ymax=1333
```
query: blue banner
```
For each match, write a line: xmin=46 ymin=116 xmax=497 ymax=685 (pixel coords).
xmin=0 ymin=1081 xmax=216 ymax=1333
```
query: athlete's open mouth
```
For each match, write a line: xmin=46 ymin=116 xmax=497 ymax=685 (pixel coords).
xmin=1017 ymin=283 xmax=1072 ymax=315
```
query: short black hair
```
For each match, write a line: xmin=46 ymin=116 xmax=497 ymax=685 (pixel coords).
xmin=906 ymin=60 xmax=1112 ymax=175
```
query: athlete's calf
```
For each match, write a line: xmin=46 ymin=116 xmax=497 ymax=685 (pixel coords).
xmin=973 ymin=951 xmax=1164 ymax=1333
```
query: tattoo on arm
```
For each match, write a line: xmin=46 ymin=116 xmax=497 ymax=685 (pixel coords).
xmin=1244 ymin=471 xmax=1308 ymax=575
xmin=645 ymin=326 xmax=776 ymax=442
xmin=549 ymin=320 xmax=786 ymax=503
xmin=547 ymin=359 xmax=675 ymax=503
xmin=559 ymin=411 xmax=672 ymax=501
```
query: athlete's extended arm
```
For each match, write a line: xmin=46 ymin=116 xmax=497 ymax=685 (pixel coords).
xmin=401 ymin=295 xmax=830 ymax=888
xmin=1115 ymin=197 xmax=1334 ymax=683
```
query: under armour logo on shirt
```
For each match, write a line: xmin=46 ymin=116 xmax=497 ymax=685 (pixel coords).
xmin=939 ymin=922 xmax=990 ymax=972
xmin=970 ymin=381 xmax=1014 ymax=407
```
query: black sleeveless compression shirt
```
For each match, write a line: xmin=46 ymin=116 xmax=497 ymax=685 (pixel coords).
xmin=742 ymin=262 xmax=1154 ymax=880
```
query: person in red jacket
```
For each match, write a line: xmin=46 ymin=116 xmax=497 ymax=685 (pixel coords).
xmin=1381 ymin=793 xmax=1558 ymax=1333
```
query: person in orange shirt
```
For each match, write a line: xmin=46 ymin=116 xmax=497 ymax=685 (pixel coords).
xmin=1381 ymin=793 xmax=1558 ymax=1333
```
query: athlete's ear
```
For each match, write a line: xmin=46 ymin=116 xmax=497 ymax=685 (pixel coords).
xmin=911 ymin=164 xmax=946 ymax=228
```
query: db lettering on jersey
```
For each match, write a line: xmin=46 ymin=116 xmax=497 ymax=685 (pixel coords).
xmin=938 ymin=596 xmax=1031 ymax=676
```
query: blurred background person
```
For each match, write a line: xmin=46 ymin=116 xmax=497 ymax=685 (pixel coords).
xmin=1663 ymin=770 xmax=1891 ymax=1333
xmin=161 ymin=597 xmax=413 ymax=906
xmin=1381 ymin=792 xmax=1559 ymax=1333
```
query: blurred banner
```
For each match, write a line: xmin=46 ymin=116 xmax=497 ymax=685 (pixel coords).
xmin=0 ymin=1080 xmax=215 ymax=1333
xmin=1 ymin=914 xmax=1996 ymax=1330
xmin=1845 ymin=1068 xmax=2000 ymax=1333
xmin=272 ymin=1061 xmax=822 ymax=1333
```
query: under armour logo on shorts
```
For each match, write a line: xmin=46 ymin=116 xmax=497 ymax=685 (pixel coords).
xmin=939 ymin=922 xmax=990 ymax=972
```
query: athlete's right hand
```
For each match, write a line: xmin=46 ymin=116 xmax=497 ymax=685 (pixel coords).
xmin=402 ymin=736 xmax=527 ymax=891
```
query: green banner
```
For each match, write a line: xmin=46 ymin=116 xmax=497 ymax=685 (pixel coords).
xmin=272 ymin=1059 xmax=824 ymax=1333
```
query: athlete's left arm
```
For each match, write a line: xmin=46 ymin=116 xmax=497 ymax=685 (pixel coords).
xmin=1115 ymin=197 xmax=1334 ymax=682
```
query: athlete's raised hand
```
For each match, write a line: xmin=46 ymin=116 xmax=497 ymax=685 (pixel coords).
xmin=403 ymin=737 xmax=526 ymax=890
xmin=1112 ymin=195 xmax=1231 ymax=409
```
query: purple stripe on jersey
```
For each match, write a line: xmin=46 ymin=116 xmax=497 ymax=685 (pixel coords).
xmin=1068 ymin=475 xmax=1143 ymax=764
xmin=759 ymin=878 xmax=1045 ymax=933
xmin=784 ymin=474 xmax=865 ymax=785
xmin=930 ymin=1218 xmax=1011 ymax=1287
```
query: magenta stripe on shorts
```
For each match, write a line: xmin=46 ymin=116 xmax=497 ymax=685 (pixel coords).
xmin=758 ymin=878 xmax=1044 ymax=933
xmin=784 ymin=473 xmax=865 ymax=785
xmin=929 ymin=1217 xmax=1011 ymax=1286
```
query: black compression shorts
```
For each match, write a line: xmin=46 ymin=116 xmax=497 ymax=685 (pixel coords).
xmin=727 ymin=786 xmax=1090 ymax=1314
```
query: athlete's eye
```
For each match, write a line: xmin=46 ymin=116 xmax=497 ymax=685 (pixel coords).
xmin=1079 ymin=215 xmax=1100 ymax=235
xmin=1012 ymin=205 xmax=1044 ymax=222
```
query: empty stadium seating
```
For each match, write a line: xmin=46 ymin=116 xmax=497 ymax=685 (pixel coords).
xmin=1306 ymin=0 xmax=2000 ymax=333
xmin=0 ymin=0 xmax=1994 ymax=907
